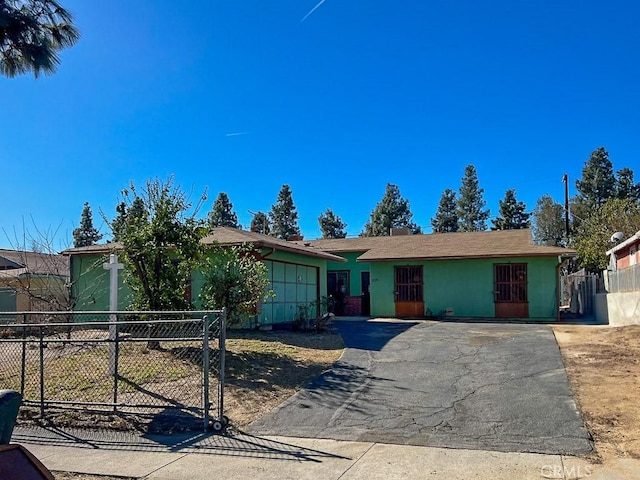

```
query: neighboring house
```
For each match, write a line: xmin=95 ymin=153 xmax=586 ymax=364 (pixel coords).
xmin=0 ymin=249 xmax=70 ymax=313
xmin=304 ymin=229 xmax=573 ymax=322
xmin=596 ymin=231 xmax=640 ymax=326
xmin=607 ymin=230 xmax=640 ymax=271
xmin=64 ymin=227 xmax=345 ymax=327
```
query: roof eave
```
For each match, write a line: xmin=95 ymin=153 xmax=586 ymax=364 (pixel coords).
xmin=357 ymin=252 xmax=576 ymax=262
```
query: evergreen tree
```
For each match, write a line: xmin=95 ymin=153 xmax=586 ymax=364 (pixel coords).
xmin=318 ymin=208 xmax=347 ymax=238
xmin=431 ymin=188 xmax=458 ymax=233
xmin=615 ymin=167 xmax=640 ymax=202
xmin=207 ymin=192 xmax=239 ymax=229
xmin=72 ymin=202 xmax=102 ymax=247
xmin=0 ymin=0 xmax=80 ymax=78
xmin=532 ymin=195 xmax=566 ymax=247
xmin=575 ymin=147 xmax=616 ymax=209
xmin=269 ymin=185 xmax=300 ymax=239
xmin=457 ymin=165 xmax=490 ymax=232
xmin=491 ymin=189 xmax=531 ymax=230
xmin=361 ymin=183 xmax=421 ymax=237
xmin=250 ymin=211 xmax=270 ymax=235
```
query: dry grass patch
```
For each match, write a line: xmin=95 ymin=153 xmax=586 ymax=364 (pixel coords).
xmin=553 ymin=324 xmax=640 ymax=461
xmin=223 ymin=329 xmax=344 ymax=427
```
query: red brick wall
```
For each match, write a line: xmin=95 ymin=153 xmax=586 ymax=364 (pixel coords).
xmin=343 ymin=296 xmax=362 ymax=316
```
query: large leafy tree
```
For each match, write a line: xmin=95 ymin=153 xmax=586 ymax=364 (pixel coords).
xmin=431 ymin=188 xmax=458 ymax=233
xmin=318 ymin=208 xmax=347 ymax=239
xmin=0 ymin=0 xmax=80 ymax=78
xmin=207 ymin=192 xmax=239 ymax=229
xmin=491 ymin=189 xmax=530 ymax=230
xmin=361 ymin=183 xmax=420 ymax=237
xmin=269 ymin=184 xmax=301 ymax=239
xmin=615 ymin=167 xmax=640 ymax=202
xmin=532 ymin=195 xmax=567 ymax=247
xmin=250 ymin=211 xmax=270 ymax=235
xmin=457 ymin=165 xmax=489 ymax=232
xmin=72 ymin=202 xmax=102 ymax=247
xmin=575 ymin=147 xmax=616 ymax=209
xmin=114 ymin=178 xmax=206 ymax=313
xmin=574 ymin=197 xmax=640 ymax=272
xmin=200 ymin=244 xmax=271 ymax=326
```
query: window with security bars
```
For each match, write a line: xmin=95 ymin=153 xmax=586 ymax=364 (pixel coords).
xmin=395 ymin=266 xmax=423 ymax=302
xmin=494 ymin=264 xmax=528 ymax=303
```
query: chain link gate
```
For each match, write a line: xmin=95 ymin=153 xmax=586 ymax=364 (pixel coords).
xmin=0 ymin=310 xmax=227 ymax=433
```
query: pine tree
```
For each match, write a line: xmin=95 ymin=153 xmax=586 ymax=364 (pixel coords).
xmin=207 ymin=192 xmax=239 ymax=229
xmin=575 ymin=147 xmax=616 ymax=209
xmin=615 ymin=167 xmax=640 ymax=202
xmin=431 ymin=189 xmax=458 ymax=233
xmin=72 ymin=202 xmax=102 ymax=247
xmin=0 ymin=0 xmax=80 ymax=78
xmin=361 ymin=183 xmax=421 ymax=237
xmin=491 ymin=189 xmax=531 ymax=230
xmin=318 ymin=209 xmax=347 ymax=238
xmin=532 ymin=195 xmax=566 ymax=246
xmin=250 ymin=211 xmax=270 ymax=235
xmin=269 ymin=185 xmax=300 ymax=239
xmin=457 ymin=165 xmax=490 ymax=232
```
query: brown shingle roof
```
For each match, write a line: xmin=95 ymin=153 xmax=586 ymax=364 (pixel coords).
xmin=202 ymin=227 xmax=346 ymax=262
xmin=0 ymin=249 xmax=69 ymax=278
xmin=63 ymin=228 xmax=346 ymax=263
xmin=303 ymin=229 xmax=575 ymax=262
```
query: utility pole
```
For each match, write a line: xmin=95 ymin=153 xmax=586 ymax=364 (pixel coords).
xmin=562 ymin=174 xmax=570 ymax=240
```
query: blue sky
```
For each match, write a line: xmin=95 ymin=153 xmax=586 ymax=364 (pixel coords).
xmin=2 ymin=0 xmax=639 ymax=249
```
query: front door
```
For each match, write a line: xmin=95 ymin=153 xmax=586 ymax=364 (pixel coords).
xmin=394 ymin=266 xmax=424 ymax=317
xmin=494 ymin=263 xmax=529 ymax=318
xmin=361 ymin=271 xmax=370 ymax=316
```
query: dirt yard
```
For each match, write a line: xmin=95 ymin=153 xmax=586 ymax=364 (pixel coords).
xmin=552 ymin=324 xmax=640 ymax=461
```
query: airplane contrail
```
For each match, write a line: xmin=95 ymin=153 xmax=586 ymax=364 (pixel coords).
xmin=300 ymin=0 xmax=327 ymax=24
xmin=225 ymin=132 xmax=248 ymax=137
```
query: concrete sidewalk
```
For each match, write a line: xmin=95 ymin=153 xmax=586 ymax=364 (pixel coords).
xmin=11 ymin=426 xmax=639 ymax=479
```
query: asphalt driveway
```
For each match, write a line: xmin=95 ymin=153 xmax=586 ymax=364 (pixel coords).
xmin=248 ymin=319 xmax=593 ymax=455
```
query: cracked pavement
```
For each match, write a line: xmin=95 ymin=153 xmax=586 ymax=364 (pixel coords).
xmin=248 ymin=319 xmax=593 ymax=456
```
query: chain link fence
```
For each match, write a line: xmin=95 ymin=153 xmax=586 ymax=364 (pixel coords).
xmin=0 ymin=310 xmax=227 ymax=433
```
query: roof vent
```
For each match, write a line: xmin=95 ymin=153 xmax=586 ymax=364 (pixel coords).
xmin=287 ymin=235 xmax=304 ymax=241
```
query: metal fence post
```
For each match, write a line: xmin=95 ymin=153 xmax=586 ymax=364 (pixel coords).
xmin=20 ymin=325 xmax=26 ymax=397
xmin=113 ymin=318 xmax=119 ymax=411
xmin=202 ymin=315 xmax=210 ymax=432
xmin=38 ymin=326 xmax=44 ymax=418
xmin=218 ymin=309 xmax=226 ymax=424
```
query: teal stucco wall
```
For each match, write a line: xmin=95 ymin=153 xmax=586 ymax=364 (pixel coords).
xmin=70 ymin=254 xmax=132 ymax=310
xmin=71 ymin=248 xmax=329 ymax=326
xmin=369 ymin=256 xmax=559 ymax=320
